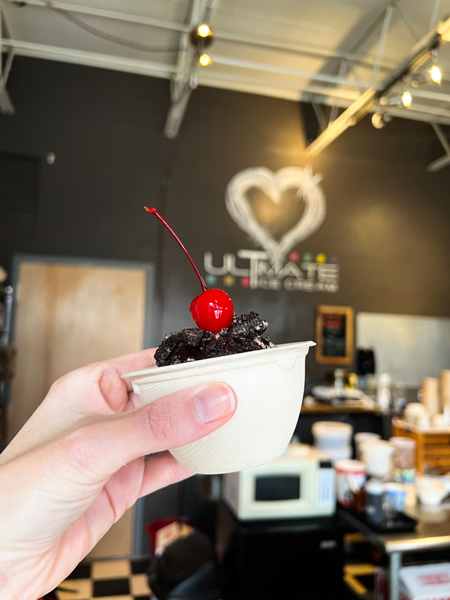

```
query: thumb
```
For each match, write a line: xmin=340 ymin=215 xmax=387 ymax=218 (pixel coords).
xmin=59 ymin=382 xmax=237 ymax=480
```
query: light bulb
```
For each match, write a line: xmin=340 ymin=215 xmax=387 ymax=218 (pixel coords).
xmin=199 ymin=53 xmax=211 ymax=66
xmin=401 ymin=91 xmax=412 ymax=107
xmin=430 ymin=65 xmax=442 ymax=84
xmin=197 ymin=24 xmax=211 ymax=38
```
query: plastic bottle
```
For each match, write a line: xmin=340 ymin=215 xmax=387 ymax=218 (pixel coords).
xmin=365 ymin=478 xmax=384 ymax=526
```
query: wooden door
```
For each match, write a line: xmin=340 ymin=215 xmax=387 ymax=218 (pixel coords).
xmin=9 ymin=258 xmax=152 ymax=559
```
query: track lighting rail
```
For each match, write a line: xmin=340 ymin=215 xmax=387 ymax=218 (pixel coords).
xmin=305 ymin=14 xmax=450 ymax=156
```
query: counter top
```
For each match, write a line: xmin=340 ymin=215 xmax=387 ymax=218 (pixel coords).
xmin=301 ymin=401 xmax=379 ymax=414
xmin=340 ymin=503 xmax=450 ymax=553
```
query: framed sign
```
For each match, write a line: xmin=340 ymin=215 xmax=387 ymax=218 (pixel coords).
xmin=315 ymin=305 xmax=354 ymax=365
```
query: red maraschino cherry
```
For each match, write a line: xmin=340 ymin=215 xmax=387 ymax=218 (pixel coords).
xmin=145 ymin=207 xmax=234 ymax=333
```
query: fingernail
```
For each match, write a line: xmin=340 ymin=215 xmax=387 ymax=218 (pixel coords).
xmin=193 ymin=384 xmax=235 ymax=424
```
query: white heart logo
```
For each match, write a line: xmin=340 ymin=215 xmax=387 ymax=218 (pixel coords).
xmin=225 ymin=166 xmax=326 ymax=264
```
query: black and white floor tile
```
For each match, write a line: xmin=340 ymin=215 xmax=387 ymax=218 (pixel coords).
xmin=55 ymin=558 xmax=151 ymax=600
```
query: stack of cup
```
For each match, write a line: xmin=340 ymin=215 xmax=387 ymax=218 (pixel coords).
xmin=421 ymin=377 xmax=440 ymax=416
xmin=440 ymin=370 xmax=450 ymax=424
xmin=312 ymin=421 xmax=353 ymax=463
xmin=361 ymin=440 xmax=393 ymax=479
xmin=354 ymin=432 xmax=381 ymax=460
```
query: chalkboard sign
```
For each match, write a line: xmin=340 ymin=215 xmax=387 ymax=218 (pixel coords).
xmin=315 ymin=305 xmax=354 ymax=365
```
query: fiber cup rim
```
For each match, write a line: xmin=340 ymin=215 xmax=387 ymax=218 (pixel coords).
xmin=122 ymin=340 xmax=315 ymax=379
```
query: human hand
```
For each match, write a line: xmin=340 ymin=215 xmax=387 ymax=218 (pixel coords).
xmin=0 ymin=349 xmax=236 ymax=599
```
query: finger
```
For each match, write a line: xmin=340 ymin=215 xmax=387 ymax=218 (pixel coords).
xmin=126 ymin=390 xmax=144 ymax=410
xmin=139 ymin=452 xmax=194 ymax=497
xmin=59 ymin=454 xmax=193 ymax=560
xmin=93 ymin=349 xmax=157 ymax=413
xmin=59 ymin=382 xmax=237 ymax=481
xmin=111 ymin=348 xmax=157 ymax=391
xmin=0 ymin=350 xmax=157 ymax=466
xmin=77 ymin=454 xmax=191 ymax=534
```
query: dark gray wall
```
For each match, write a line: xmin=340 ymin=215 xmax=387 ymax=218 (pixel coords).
xmin=0 ymin=57 xmax=169 ymax=272
xmin=2 ymin=55 xmax=450 ymax=553
xmin=1 ymin=55 xmax=450 ymax=377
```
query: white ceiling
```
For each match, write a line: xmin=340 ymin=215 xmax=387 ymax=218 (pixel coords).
xmin=2 ymin=0 xmax=450 ymax=141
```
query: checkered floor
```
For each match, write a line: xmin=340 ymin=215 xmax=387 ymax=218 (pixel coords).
xmin=52 ymin=556 xmax=376 ymax=600
xmin=54 ymin=558 xmax=152 ymax=600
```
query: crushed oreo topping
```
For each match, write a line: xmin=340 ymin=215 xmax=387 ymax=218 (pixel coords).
xmin=155 ymin=311 xmax=275 ymax=367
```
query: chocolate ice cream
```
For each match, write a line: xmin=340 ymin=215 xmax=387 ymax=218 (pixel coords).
xmin=155 ymin=311 xmax=275 ymax=367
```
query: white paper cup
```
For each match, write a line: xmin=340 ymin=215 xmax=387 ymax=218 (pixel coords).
xmin=123 ymin=341 xmax=314 ymax=474
xmin=361 ymin=440 xmax=393 ymax=478
xmin=354 ymin=432 xmax=381 ymax=460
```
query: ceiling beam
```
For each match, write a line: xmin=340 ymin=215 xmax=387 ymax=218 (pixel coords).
xmin=426 ymin=121 xmax=450 ymax=172
xmin=198 ymin=69 xmax=359 ymax=105
xmin=163 ymin=0 xmax=202 ymax=139
xmin=0 ymin=3 xmax=15 ymax=114
xmin=5 ymin=0 xmax=401 ymax=77
xmin=215 ymin=31 xmax=396 ymax=73
xmin=369 ymin=4 xmax=393 ymax=86
xmin=5 ymin=0 xmax=188 ymax=32
xmin=2 ymin=38 xmax=176 ymax=77
xmin=212 ymin=54 xmax=381 ymax=90
xmin=164 ymin=0 xmax=217 ymax=139
xmin=305 ymin=16 xmax=450 ymax=156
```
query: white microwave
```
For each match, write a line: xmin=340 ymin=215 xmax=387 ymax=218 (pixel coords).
xmin=222 ymin=444 xmax=336 ymax=520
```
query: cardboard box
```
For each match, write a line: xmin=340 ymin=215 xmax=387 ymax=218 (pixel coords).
xmin=399 ymin=563 xmax=450 ymax=600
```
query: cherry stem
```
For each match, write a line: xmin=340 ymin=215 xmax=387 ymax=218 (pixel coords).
xmin=145 ymin=207 xmax=208 ymax=293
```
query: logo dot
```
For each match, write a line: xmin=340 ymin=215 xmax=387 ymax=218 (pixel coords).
xmin=224 ymin=275 xmax=235 ymax=287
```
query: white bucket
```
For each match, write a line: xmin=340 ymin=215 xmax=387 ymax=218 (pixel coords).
xmin=124 ymin=341 xmax=315 ymax=474
xmin=317 ymin=445 xmax=352 ymax=464
xmin=312 ymin=421 xmax=353 ymax=449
